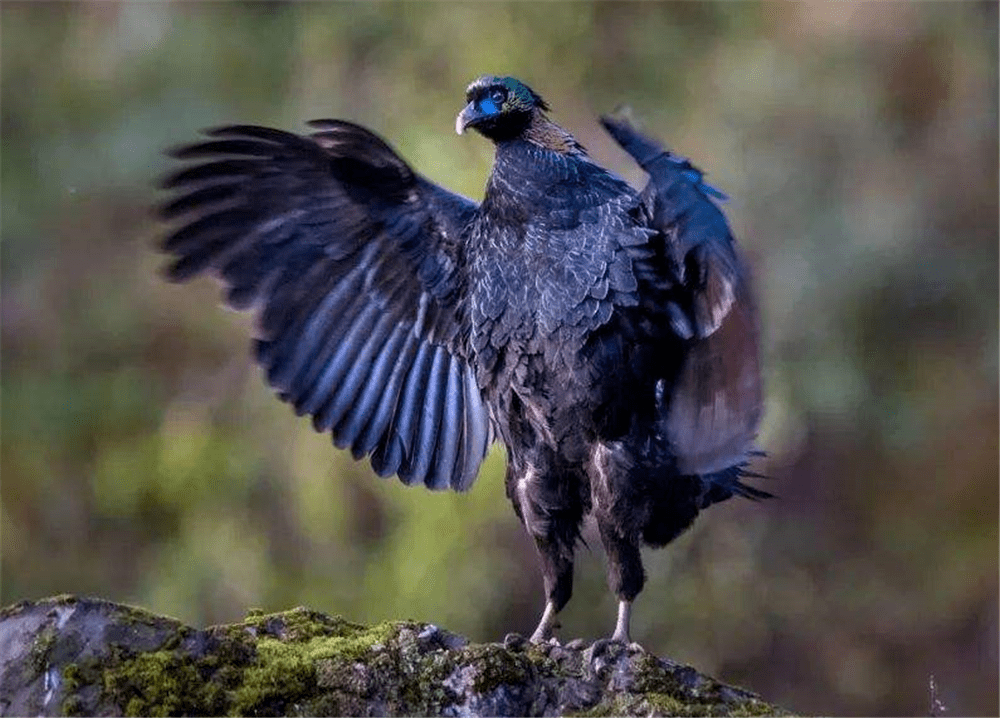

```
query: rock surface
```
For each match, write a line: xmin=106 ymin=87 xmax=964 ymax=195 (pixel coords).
xmin=0 ymin=595 xmax=786 ymax=716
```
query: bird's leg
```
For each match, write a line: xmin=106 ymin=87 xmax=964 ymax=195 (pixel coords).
xmin=596 ymin=517 xmax=645 ymax=643
xmin=611 ymin=599 xmax=632 ymax=643
xmin=507 ymin=459 xmax=583 ymax=644
xmin=530 ymin=600 xmax=560 ymax=643
xmin=528 ymin=535 xmax=574 ymax=643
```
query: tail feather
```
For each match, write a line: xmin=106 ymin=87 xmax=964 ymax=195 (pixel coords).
xmin=699 ymin=460 xmax=774 ymax=508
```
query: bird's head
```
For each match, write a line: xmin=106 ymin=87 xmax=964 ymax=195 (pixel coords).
xmin=456 ymin=75 xmax=549 ymax=141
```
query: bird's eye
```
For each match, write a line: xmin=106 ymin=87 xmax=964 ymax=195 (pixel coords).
xmin=491 ymin=89 xmax=506 ymax=106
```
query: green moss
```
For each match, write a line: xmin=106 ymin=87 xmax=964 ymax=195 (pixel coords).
xmin=230 ymin=638 xmax=314 ymax=715
xmin=61 ymin=693 xmax=85 ymax=717
xmin=61 ymin=657 xmax=103 ymax=715
xmin=102 ymin=649 xmax=223 ymax=717
xmin=47 ymin=593 xmax=81 ymax=607
xmin=569 ymin=693 xmax=641 ymax=717
xmin=229 ymin=606 xmax=388 ymax=644
xmin=728 ymin=698 xmax=790 ymax=716
xmin=643 ymin=692 xmax=717 ymax=716
xmin=62 ymin=663 xmax=83 ymax=691
xmin=309 ymin=620 xmax=398 ymax=661
xmin=573 ymin=692 xmax=722 ymax=717
xmin=461 ymin=645 xmax=532 ymax=693
xmin=29 ymin=625 xmax=57 ymax=673
xmin=624 ymin=652 xmax=688 ymax=694
xmin=228 ymin=619 xmax=400 ymax=715
xmin=113 ymin=601 xmax=170 ymax=622
xmin=395 ymin=650 xmax=458 ymax=711
xmin=87 ymin=607 xmax=409 ymax=716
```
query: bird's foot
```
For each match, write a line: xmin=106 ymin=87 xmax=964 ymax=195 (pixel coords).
xmin=529 ymin=630 xmax=562 ymax=646
xmin=529 ymin=600 xmax=560 ymax=643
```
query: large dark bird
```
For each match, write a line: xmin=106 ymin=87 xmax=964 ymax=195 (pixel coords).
xmin=160 ymin=75 xmax=766 ymax=644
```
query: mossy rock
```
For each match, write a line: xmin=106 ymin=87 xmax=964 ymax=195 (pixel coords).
xmin=0 ymin=595 xmax=789 ymax=716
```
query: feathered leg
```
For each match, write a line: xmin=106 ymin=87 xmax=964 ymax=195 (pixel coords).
xmin=589 ymin=440 xmax=648 ymax=644
xmin=596 ymin=516 xmax=645 ymax=643
xmin=528 ymin=535 xmax=574 ymax=642
xmin=507 ymin=459 xmax=584 ymax=643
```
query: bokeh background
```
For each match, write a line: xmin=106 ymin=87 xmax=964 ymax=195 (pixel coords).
xmin=2 ymin=2 xmax=997 ymax=715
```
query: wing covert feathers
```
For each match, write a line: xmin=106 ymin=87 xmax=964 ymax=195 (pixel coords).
xmin=600 ymin=113 xmax=741 ymax=339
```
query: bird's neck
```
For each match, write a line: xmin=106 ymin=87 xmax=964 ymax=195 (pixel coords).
xmin=517 ymin=113 xmax=586 ymax=156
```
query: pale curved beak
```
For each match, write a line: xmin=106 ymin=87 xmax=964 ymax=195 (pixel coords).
xmin=455 ymin=103 xmax=477 ymax=135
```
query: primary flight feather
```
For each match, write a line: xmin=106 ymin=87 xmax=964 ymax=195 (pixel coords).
xmin=160 ymin=75 xmax=767 ymax=643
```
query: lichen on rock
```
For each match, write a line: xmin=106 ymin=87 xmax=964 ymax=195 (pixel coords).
xmin=0 ymin=595 xmax=788 ymax=717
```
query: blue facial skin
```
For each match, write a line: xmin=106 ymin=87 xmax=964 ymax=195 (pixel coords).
xmin=478 ymin=97 xmax=499 ymax=115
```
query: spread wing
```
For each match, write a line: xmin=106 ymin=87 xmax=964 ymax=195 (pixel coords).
xmin=601 ymin=115 xmax=763 ymax=481
xmin=160 ymin=121 xmax=491 ymax=491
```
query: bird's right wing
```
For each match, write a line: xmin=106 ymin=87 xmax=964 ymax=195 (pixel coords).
xmin=160 ymin=121 xmax=491 ymax=491
xmin=600 ymin=115 xmax=763 ymax=480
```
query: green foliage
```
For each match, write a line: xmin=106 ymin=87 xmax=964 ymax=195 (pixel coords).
xmin=1 ymin=2 xmax=996 ymax=715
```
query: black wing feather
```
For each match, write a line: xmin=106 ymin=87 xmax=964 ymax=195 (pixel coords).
xmin=300 ymin=301 xmax=383 ymax=419
xmin=161 ymin=122 xmax=491 ymax=490
xmin=406 ymin=345 xmax=450 ymax=488
xmin=457 ymin=363 xmax=491 ymax=490
xmin=373 ymin=340 xmax=435 ymax=479
xmin=429 ymin=356 xmax=465 ymax=491
xmin=358 ymin=328 xmax=422 ymax=462
xmin=317 ymin=309 xmax=398 ymax=435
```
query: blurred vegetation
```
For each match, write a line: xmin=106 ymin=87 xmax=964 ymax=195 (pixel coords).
xmin=1 ymin=2 xmax=996 ymax=715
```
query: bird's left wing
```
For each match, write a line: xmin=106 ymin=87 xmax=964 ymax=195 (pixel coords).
xmin=160 ymin=121 xmax=491 ymax=491
xmin=600 ymin=114 xmax=740 ymax=341
xmin=600 ymin=114 xmax=763 ymax=480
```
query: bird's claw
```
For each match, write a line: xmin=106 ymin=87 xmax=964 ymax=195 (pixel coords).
xmin=528 ymin=632 xmax=561 ymax=646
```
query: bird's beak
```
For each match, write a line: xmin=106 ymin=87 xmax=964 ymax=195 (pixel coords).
xmin=455 ymin=102 xmax=477 ymax=135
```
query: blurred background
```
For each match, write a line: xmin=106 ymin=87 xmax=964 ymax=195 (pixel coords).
xmin=2 ymin=2 xmax=997 ymax=715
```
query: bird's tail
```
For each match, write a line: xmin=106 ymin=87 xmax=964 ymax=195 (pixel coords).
xmin=698 ymin=460 xmax=773 ymax=509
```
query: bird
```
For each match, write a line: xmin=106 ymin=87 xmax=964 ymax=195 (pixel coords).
xmin=159 ymin=74 xmax=767 ymax=645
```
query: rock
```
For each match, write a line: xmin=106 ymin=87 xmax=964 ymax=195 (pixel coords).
xmin=0 ymin=595 xmax=788 ymax=717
